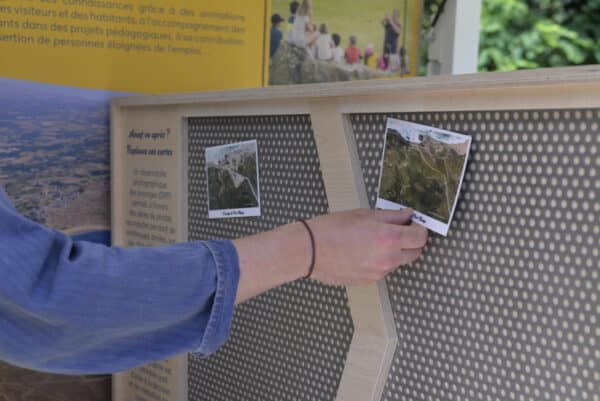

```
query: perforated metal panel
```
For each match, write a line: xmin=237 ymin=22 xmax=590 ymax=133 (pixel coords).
xmin=187 ymin=115 xmax=354 ymax=401
xmin=351 ymin=110 xmax=599 ymax=401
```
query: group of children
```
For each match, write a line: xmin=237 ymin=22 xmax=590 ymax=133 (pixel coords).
xmin=270 ymin=1 xmax=346 ymax=63
xmin=270 ymin=0 xmax=408 ymax=74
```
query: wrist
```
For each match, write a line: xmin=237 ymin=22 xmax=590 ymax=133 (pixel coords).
xmin=297 ymin=220 xmax=316 ymax=279
xmin=280 ymin=221 xmax=313 ymax=281
xmin=232 ymin=221 xmax=310 ymax=303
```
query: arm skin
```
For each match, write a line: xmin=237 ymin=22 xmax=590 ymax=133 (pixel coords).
xmin=388 ymin=18 xmax=402 ymax=34
xmin=382 ymin=13 xmax=390 ymax=27
xmin=0 ymin=178 xmax=427 ymax=374
xmin=0 ymin=185 xmax=425 ymax=373
xmin=233 ymin=208 xmax=428 ymax=304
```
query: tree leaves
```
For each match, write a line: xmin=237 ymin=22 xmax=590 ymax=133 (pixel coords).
xmin=478 ymin=0 xmax=600 ymax=71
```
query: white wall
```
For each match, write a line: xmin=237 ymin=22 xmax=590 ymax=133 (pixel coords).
xmin=427 ymin=0 xmax=482 ymax=75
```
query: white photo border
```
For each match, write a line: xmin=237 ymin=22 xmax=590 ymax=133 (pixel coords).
xmin=375 ymin=118 xmax=472 ymax=236
xmin=205 ymin=139 xmax=261 ymax=219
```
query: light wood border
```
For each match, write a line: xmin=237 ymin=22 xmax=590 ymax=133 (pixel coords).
xmin=111 ymin=66 xmax=600 ymax=401
xmin=112 ymin=65 xmax=600 ymax=108
xmin=309 ymin=101 xmax=396 ymax=401
xmin=111 ymin=106 xmax=189 ymax=401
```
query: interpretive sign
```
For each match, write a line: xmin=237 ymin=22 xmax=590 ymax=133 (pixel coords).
xmin=111 ymin=67 xmax=600 ymax=401
xmin=111 ymin=108 xmax=187 ymax=401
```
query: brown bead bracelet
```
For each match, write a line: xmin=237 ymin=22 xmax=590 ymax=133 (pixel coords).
xmin=298 ymin=219 xmax=316 ymax=279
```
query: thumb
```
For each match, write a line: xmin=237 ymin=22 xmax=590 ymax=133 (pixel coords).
xmin=371 ymin=208 xmax=414 ymax=225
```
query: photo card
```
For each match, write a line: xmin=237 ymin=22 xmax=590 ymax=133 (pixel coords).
xmin=205 ymin=140 xmax=260 ymax=219
xmin=376 ymin=118 xmax=471 ymax=236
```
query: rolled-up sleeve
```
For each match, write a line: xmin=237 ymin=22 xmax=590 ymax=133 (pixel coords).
xmin=0 ymin=189 xmax=239 ymax=375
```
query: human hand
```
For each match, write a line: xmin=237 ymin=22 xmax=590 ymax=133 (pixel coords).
xmin=305 ymin=209 xmax=428 ymax=285
xmin=233 ymin=208 xmax=427 ymax=303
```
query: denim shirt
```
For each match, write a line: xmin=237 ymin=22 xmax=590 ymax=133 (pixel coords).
xmin=0 ymin=185 xmax=239 ymax=374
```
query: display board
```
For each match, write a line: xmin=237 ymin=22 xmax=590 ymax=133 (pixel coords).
xmin=351 ymin=109 xmax=599 ymax=401
xmin=111 ymin=66 xmax=600 ymax=401
xmin=187 ymin=115 xmax=353 ymax=401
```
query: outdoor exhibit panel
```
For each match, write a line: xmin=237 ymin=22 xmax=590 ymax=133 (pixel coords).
xmin=111 ymin=66 xmax=600 ymax=401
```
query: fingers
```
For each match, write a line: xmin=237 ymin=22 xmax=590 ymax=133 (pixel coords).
xmin=375 ymin=248 xmax=424 ymax=279
xmin=309 ymin=208 xmax=428 ymax=287
xmin=370 ymin=208 xmax=414 ymax=225
xmin=385 ymin=222 xmax=428 ymax=249
xmin=389 ymin=248 xmax=423 ymax=269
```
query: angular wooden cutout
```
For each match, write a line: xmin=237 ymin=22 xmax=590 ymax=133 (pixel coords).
xmin=310 ymin=100 xmax=397 ymax=401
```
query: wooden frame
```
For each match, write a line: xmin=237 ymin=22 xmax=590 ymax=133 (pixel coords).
xmin=111 ymin=65 xmax=600 ymax=401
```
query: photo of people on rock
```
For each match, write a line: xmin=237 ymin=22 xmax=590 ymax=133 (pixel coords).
xmin=269 ymin=0 xmax=419 ymax=85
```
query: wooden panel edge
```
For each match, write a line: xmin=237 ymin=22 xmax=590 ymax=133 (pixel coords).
xmin=309 ymin=100 xmax=397 ymax=401
xmin=179 ymin=115 xmax=189 ymax=244
xmin=338 ymin=81 xmax=600 ymax=114
xmin=178 ymin=354 xmax=188 ymax=401
xmin=110 ymin=102 xmax=126 ymax=401
xmin=110 ymin=105 xmax=190 ymax=401
xmin=111 ymin=65 xmax=600 ymax=108
xmin=111 ymin=372 xmax=126 ymax=401
xmin=110 ymin=103 xmax=125 ymax=247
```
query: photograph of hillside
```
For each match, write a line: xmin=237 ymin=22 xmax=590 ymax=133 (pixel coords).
xmin=206 ymin=141 xmax=260 ymax=213
xmin=378 ymin=122 xmax=470 ymax=224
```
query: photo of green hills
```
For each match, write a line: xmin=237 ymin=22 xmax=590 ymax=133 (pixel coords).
xmin=379 ymin=126 xmax=469 ymax=224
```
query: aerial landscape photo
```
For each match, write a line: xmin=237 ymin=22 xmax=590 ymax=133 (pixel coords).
xmin=206 ymin=140 xmax=259 ymax=212
xmin=378 ymin=122 xmax=470 ymax=224
xmin=0 ymin=77 xmax=128 ymax=237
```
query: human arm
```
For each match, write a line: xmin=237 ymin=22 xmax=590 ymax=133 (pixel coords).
xmin=306 ymin=30 xmax=320 ymax=46
xmin=306 ymin=0 xmax=313 ymax=19
xmin=305 ymin=18 xmax=314 ymax=33
xmin=0 ymin=186 xmax=426 ymax=373
xmin=233 ymin=208 xmax=427 ymax=303
xmin=382 ymin=13 xmax=389 ymax=27
xmin=0 ymin=190 xmax=238 ymax=374
xmin=388 ymin=18 xmax=402 ymax=34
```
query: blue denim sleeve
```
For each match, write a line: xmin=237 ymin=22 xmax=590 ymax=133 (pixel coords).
xmin=0 ymin=187 xmax=239 ymax=375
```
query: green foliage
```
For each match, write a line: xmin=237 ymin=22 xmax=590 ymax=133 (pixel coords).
xmin=420 ymin=0 xmax=599 ymax=74
xmin=479 ymin=0 xmax=600 ymax=71
xmin=422 ymin=0 xmax=446 ymax=29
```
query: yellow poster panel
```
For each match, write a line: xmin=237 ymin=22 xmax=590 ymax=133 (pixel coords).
xmin=0 ymin=0 xmax=267 ymax=93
